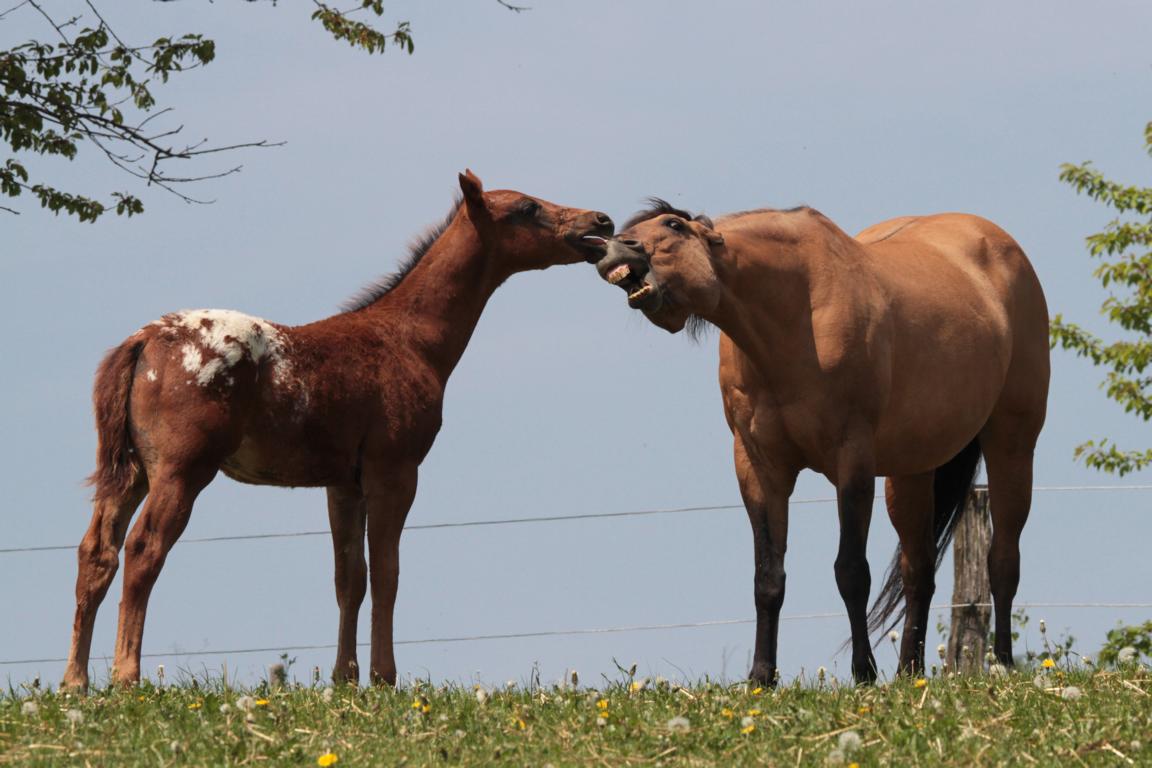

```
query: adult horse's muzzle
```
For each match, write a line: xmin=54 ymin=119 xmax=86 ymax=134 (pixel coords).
xmin=596 ymin=238 xmax=663 ymax=311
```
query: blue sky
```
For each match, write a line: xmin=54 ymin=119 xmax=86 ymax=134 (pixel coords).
xmin=1 ymin=1 xmax=1150 ymax=688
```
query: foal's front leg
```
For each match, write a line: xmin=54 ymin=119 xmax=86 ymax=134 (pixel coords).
xmin=328 ymin=485 xmax=367 ymax=684
xmin=833 ymin=447 xmax=878 ymax=684
xmin=363 ymin=462 xmax=419 ymax=685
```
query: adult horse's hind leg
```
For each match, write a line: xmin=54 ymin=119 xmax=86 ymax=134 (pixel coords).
xmin=980 ymin=420 xmax=1039 ymax=667
xmin=62 ymin=477 xmax=149 ymax=691
xmin=734 ymin=437 xmax=794 ymax=687
xmin=111 ymin=462 xmax=216 ymax=684
xmin=884 ymin=473 xmax=935 ymax=674
xmin=328 ymin=484 xmax=367 ymax=684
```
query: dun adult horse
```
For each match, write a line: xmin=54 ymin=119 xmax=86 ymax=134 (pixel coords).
xmin=63 ymin=171 xmax=613 ymax=690
xmin=596 ymin=201 xmax=1048 ymax=684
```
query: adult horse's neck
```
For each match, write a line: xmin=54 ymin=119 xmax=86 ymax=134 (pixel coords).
xmin=710 ymin=213 xmax=873 ymax=393
xmin=359 ymin=215 xmax=504 ymax=385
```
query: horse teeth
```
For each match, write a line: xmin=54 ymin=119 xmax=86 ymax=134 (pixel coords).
xmin=607 ymin=265 xmax=631 ymax=285
xmin=629 ymin=284 xmax=652 ymax=300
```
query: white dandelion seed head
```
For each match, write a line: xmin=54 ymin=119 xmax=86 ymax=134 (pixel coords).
xmin=321 ymin=687 xmax=334 ymax=703
xmin=236 ymin=695 xmax=256 ymax=712
xmin=937 ymin=644 xmax=947 ymax=660
xmin=1117 ymin=646 xmax=1138 ymax=664
xmin=837 ymin=730 xmax=862 ymax=752
xmin=817 ymin=666 xmax=827 ymax=681
xmin=1060 ymin=686 xmax=1083 ymax=700
xmin=740 ymin=716 xmax=755 ymax=728
xmin=666 ymin=715 xmax=691 ymax=733
xmin=1032 ymin=675 xmax=1048 ymax=690
xmin=595 ymin=716 xmax=607 ymax=728
xmin=989 ymin=663 xmax=1007 ymax=677
xmin=888 ymin=630 xmax=900 ymax=643
xmin=825 ymin=748 xmax=846 ymax=765
xmin=65 ymin=709 xmax=84 ymax=725
xmin=21 ymin=701 xmax=39 ymax=716
xmin=170 ymin=740 xmax=182 ymax=754
xmin=505 ymin=680 xmax=517 ymax=690
xmin=1038 ymin=619 xmax=1046 ymax=634
xmin=475 ymin=687 xmax=489 ymax=704
xmin=1082 ymin=656 xmax=1093 ymax=666
xmin=219 ymin=703 xmax=231 ymax=714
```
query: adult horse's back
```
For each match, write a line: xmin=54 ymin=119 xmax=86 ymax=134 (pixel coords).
xmin=597 ymin=202 xmax=1048 ymax=683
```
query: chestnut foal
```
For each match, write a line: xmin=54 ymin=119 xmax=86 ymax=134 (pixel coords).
xmin=63 ymin=171 xmax=613 ymax=690
xmin=597 ymin=201 xmax=1048 ymax=685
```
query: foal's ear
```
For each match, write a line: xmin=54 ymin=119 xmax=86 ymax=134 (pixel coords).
xmin=459 ymin=169 xmax=486 ymax=211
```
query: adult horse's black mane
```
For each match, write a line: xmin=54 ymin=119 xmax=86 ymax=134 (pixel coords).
xmin=342 ymin=197 xmax=464 ymax=313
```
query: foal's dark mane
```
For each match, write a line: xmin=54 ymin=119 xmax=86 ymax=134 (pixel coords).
xmin=342 ymin=197 xmax=464 ymax=313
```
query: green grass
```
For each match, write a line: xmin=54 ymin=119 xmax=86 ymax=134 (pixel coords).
xmin=2 ymin=666 xmax=1149 ymax=766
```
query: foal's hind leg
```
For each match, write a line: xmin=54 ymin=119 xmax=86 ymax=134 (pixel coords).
xmin=111 ymin=462 xmax=216 ymax=684
xmin=62 ymin=478 xmax=149 ymax=691
xmin=328 ymin=484 xmax=367 ymax=684
xmin=884 ymin=473 xmax=935 ymax=674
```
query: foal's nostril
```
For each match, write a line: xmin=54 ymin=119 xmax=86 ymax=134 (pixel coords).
xmin=595 ymin=212 xmax=614 ymax=229
xmin=618 ymin=238 xmax=643 ymax=250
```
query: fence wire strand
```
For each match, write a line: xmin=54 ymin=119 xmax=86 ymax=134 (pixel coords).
xmin=3 ymin=602 xmax=1151 ymax=667
xmin=3 ymin=484 xmax=1151 ymax=556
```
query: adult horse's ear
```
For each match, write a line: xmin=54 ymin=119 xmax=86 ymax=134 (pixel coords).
xmin=459 ymin=169 xmax=488 ymax=220
xmin=706 ymin=230 xmax=725 ymax=247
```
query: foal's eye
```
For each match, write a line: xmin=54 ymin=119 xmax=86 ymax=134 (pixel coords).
xmin=517 ymin=199 xmax=541 ymax=218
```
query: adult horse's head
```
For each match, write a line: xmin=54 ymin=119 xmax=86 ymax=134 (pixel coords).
xmin=458 ymin=170 xmax=614 ymax=269
xmin=594 ymin=199 xmax=724 ymax=333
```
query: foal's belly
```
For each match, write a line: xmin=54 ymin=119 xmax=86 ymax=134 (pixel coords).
xmin=220 ymin=420 xmax=358 ymax=488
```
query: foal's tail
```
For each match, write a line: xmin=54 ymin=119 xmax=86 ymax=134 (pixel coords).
xmin=866 ymin=437 xmax=983 ymax=638
xmin=86 ymin=337 xmax=146 ymax=504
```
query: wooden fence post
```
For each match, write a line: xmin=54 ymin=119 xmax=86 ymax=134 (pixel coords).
xmin=946 ymin=485 xmax=991 ymax=673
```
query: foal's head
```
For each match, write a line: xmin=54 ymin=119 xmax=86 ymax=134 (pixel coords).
xmin=595 ymin=200 xmax=725 ymax=334
xmin=458 ymin=170 xmax=614 ymax=271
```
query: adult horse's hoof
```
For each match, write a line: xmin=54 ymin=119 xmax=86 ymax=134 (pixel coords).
xmin=748 ymin=664 xmax=779 ymax=688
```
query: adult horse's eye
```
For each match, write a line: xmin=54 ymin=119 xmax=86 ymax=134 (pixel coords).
xmin=666 ymin=218 xmax=683 ymax=231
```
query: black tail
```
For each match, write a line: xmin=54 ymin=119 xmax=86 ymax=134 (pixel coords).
xmin=866 ymin=437 xmax=983 ymax=637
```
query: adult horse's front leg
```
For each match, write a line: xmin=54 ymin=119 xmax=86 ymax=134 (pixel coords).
xmin=734 ymin=437 xmax=794 ymax=687
xmin=833 ymin=448 xmax=878 ymax=684
xmin=328 ymin=485 xmax=367 ymax=684
xmin=363 ymin=462 xmax=418 ymax=685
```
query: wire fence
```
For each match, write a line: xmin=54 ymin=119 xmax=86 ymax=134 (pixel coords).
xmin=3 ymin=484 xmax=1150 ymax=557
xmin=2 ymin=484 xmax=1149 ymax=669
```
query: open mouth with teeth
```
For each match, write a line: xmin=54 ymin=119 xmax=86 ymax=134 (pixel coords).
xmin=606 ymin=263 xmax=659 ymax=309
xmin=577 ymin=235 xmax=610 ymax=262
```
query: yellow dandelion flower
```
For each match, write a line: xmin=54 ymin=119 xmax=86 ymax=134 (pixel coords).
xmin=515 ymin=717 xmax=527 ymax=730
xmin=721 ymin=708 xmax=734 ymax=719
xmin=858 ymin=705 xmax=871 ymax=714
xmin=317 ymin=753 xmax=339 ymax=767
xmin=598 ymin=711 xmax=610 ymax=719
xmin=751 ymin=687 xmax=763 ymax=695
xmin=1041 ymin=658 xmax=1056 ymax=669
xmin=255 ymin=699 xmax=270 ymax=707
xmin=914 ymin=679 xmax=927 ymax=689
xmin=187 ymin=702 xmax=202 ymax=711
xmin=629 ymin=680 xmax=644 ymax=692
xmin=849 ymin=763 xmax=860 ymax=768
xmin=747 ymin=708 xmax=762 ymax=716
xmin=741 ymin=723 xmax=756 ymax=735
xmin=596 ymin=699 xmax=609 ymax=710
xmin=137 ymin=695 xmax=146 ymax=702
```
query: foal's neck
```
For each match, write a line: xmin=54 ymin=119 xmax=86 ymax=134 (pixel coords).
xmin=364 ymin=219 xmax=502 ymax=384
